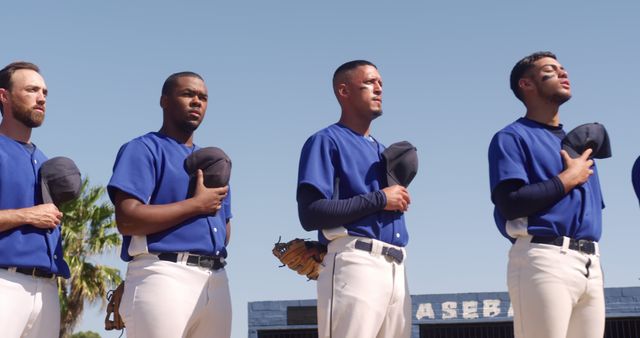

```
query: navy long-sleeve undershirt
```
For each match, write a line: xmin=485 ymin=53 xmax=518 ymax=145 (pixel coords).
xmin=492 ymin=177 xmax=566 ymax=220
xmin=492 ymin=122 xmax=568 ymax=220
xmin=296 ymin=183 xmax=386 ymax=231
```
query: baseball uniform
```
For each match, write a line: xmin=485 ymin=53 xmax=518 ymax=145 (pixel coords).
xmin=0 ymin=135 xmax=70 ymax=338
xmin=108 ymin=132 xmax=232 ymax=338
xmin=298 ymin=123 xmax=411 ymax=338
xmin=489 ymin=117 xmax=605 ymax=338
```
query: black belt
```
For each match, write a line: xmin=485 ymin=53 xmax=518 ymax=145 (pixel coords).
xmin=157 ymin=253 xmax=226 ymax=271
xmin=531 ymin=236 xmax=597 ymax=255
xmin=2 ymin=267 xmax=56 ymax=278
xmin=354 ymin=240 xmax=404 ymax=264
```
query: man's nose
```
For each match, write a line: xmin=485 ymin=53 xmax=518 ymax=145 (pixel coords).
xmin=558 ymin=68 xmax=568 ymax=78
xmin=374 ymin=82 xmax=382 ymax=94
xmin=37 ymin=91 xmax=46 ymax=104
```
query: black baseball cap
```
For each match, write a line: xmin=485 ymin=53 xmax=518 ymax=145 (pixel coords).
xmin=39 ymin=157 xmax=82 ymax=207
xmin=562 ymin=123 xmax=612 ymax=159
xmin=184 ymin=147 xmax=231 ymax=197
xmin=381 ymin=141 xmax=418 ymax=188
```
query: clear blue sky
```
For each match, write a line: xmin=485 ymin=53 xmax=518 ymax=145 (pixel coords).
xmin=4 ymin=1 xmax=640 ymax=337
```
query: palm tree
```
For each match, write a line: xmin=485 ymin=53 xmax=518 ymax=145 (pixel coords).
xmin=58 ymin=179 xmax=122 ymax=338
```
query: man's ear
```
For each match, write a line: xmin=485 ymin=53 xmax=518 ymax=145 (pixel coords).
xmin=518 ymin=78 xmax=533 ymax=92
xmin=336 ymin=83 xmax=349 ymax=98
xmin=159 ymin=95 xmax=166 ymax=109
xmin=0 ymin=88 xmax=8 ymax=105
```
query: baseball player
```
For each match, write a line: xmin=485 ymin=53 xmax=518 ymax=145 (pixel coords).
xmin=297 ymin=60 xmax=412 ymax=338
xmin=488 ymin=51 xmax=605 ymax=338
xmin=633 ymin=156 xmax=640 ymax=204
xmin=108 ymin=71 xmax=232 ymax=338
xmin=0 ymin=62 xmax=69 ymax=338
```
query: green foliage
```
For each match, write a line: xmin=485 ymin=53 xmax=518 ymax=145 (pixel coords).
xmin=58 ymin=179 xmax=122 ymax=338
xmin=70 ymin=331 xmax=102 ymax=338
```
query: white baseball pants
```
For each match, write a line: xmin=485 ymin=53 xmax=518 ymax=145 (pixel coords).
xmin=120 ymin=253 xmax=232 ymax=338
xmin=508 ymin=236 xmax=605 ymax=338
xmin=0 ymin=268 xmax=60 ymax=338
xmin=317 ymin=236 xmax=411 ymax=338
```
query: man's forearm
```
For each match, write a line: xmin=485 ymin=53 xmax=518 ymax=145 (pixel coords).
xmin=493 ymin=177 xmax=566 ymax=220
xmin=0 ymin=209 xmax=29 ymax=232
xmin=297 ymin=184 xmax=386 ymax=231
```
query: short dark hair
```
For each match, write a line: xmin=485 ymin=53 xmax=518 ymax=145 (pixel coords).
xmin=510 ymin=51 xmax=557 ymax=102
xmin=161 ymin=71 xmax=204 ymax=96
xmin=0 ymin=61 xmax=41 ymax=115
xmin=332 ymin=60 xmax=377 ymax=90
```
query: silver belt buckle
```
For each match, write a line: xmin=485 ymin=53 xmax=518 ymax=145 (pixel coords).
xmin=198 ymin=256 xmax=215 ymax=269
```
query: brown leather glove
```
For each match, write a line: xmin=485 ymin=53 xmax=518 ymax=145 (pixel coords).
xmin=105 ymin=281 xmax=125 ymax=330
xmin=273 ymin=238 xmax=327 ymax=280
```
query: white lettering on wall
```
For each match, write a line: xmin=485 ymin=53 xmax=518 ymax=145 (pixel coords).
xmin=483 ymin=299 xmax=501 ymax=317
xmin=462 ymin=301 xmax=479 ymax=319
xmin=442 ymin=302 xmax=457 ymax=319
xmin=415 ymin=299 xmax=513 ymax=321
xmin=415 ymin=303 xmax=435 ymax=320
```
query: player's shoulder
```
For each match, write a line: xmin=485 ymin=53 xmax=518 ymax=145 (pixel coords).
xmin=310 ymin=123 xmax=342 ymax=137
xmin=0 ymin=134 xmax=21 ymax=152
xmin=304 ymin=123 xmax=342 ymax=144
xmin=131 ymin=132 xmax=162 ymax=144
xmin=0 ymin=134 xmax=13 ymax=146
xmin=0 ymin=135 xmax=47 ymax=160
xmin=489 ymin=119 xmax=541 ymax=159
xmin=496 ymin=118 xmax=531 ymax=134
xmin=117 ymin=132 xmax=160 ymax=155
xmin=0 ymin=135 xmax=15 ymax=157
xmin=300 ymin=125 xmax=346 ymax=160
xmin=129 ymin=132 xmax=174 ymax=147
xmin=491 ymin=119 xmax=525 ymax=142
xmin=314 ymin=123 xmax=362 ymax=140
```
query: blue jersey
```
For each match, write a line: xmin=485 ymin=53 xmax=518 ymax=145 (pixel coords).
xmin=298 ymin=123 xmax=408 ymax=246
xmin=0 ymin=135 xmax=70 ymax=277
xmin=108 ymin=132 xmax=232 ymax=261
xmin=488 ymin=118 xmax=604 ymax=242
xmin=633 ymin=156 xmax=640 ymax=205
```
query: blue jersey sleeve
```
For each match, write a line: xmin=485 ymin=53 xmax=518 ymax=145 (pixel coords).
xmin=223 ymin=184 xmax=232 ymax=221
xmin=593 ymin=164 xmax=605 ymax=210
xmin=298 ymin=134 xmax=336 ymax=199
xmin=489 ymin=131 xmax=529 ymax=192
xmin=108 ymin=140 xmax=156 ymax=204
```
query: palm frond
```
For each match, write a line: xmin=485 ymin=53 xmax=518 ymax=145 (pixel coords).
xmin=58 ymin=178 xmax=122 ymax=338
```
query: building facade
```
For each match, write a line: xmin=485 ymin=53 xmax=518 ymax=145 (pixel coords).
xmin=248 ymin=287 xmax=640 ymax=338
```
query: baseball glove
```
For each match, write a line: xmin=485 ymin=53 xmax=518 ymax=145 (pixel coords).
xmin=105 ymin=281 xmax=125 ymax=331
xmin=273 ymin=237 xmax=327 ymax=280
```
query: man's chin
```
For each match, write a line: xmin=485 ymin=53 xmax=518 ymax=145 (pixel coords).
xmin=180 ymin=121 xmax=201 ymax=133
xmin=555 ymin=93 xmax=572 ymax=105
xmin=16 ymin=112 xmax=44 ymax=128
xmin=372 ymin=110 xmax=383 ymax=120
